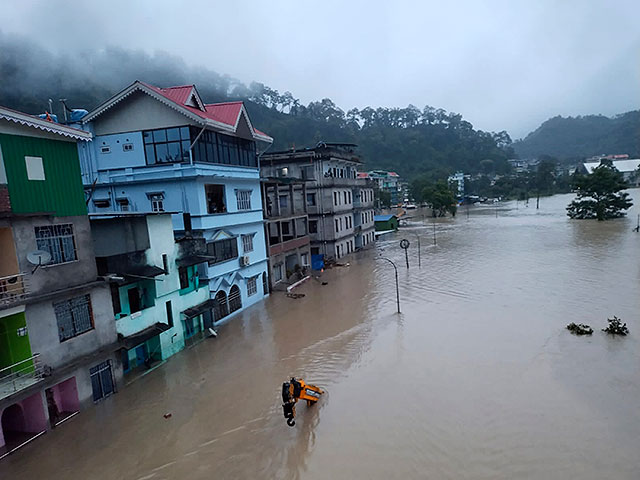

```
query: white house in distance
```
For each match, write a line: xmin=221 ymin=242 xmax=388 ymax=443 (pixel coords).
xmin=579 ymin=158 xmax=640 ymax=187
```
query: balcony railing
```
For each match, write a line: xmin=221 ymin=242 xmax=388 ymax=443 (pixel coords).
xmin=0 ymin=354 xmax=44 ymax=400
xmin=0 ymin=273 xmax=29 ymax=308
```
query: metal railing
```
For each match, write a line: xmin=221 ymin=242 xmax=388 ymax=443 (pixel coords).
xmin=0 ymin=273 xmax=30 ymax=307
xmin=0 ymin=354 xmax=44 ymax=396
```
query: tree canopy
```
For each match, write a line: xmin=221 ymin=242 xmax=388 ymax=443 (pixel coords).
xmin=566 ymin=162 xmax=633 ymax=220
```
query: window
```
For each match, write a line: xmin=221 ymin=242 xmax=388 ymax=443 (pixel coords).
xmin=150 ymin=194 xmax=164 ymax=212
xmin=301 ymin=253 xmax=309 ymax=267
xmin=309 ymin=220 xmax=318 ymax=234
xmin=236 ymin=189 xmax=252 ymax=211
xmin=100 ymin=146 xmax=111 ymax=154
xmin=229 ymin=285 xmax=242 ymax=313
xmin=166 ymin=300 xmax=173 ymax=328
xmin=90 ymin=361 xmax=114 ymax=402
xmin=179 ymin=266 xmax=190 ymax=289
xmin=127 ymin=287 xmax=142 ymax=313
xmin=344 ymin=191 xmax=348 ymax=203
xmin=189 ymin=127 xmax=257 ymax=167
xmin=247 ymin=276 xmax=257 ymax=296
xmin=162 ymin=254 xmax=169 ymax=273
xmin=54 ymin=294 xmax=94 ymax=341
xmin=35 ymin=224 xmax=77 ymax=264
xmin=123 ymin=143 xmax=134 ymax=152
xmin=143 ymin=126 xmax=190 ymax=164
xmin=205 ymin=184 xmax=226 ymax=213
xmin=117 ymin=198 xmax=129 ymax=211
xmin=306 ymin=193 xmax=316 ymax=206
xmin=242 ymin=234 xmax=254 ymax=253
xmin=311 ymin=247 xmax=319 ymax=255
xmin=279 ymin=195 xmax=288 ymax=209
xmin=334 ymin=192 xmax=338 ymax=206
xmin=25 ymin=156 xmax=45 ymax=180
xmin=273 ymin=263 xmax=283 ymax=282
xmin=206 ymin=238 xmax=238 ymax=265
xmin=335 ymin=219 xmax=339 ymax=232
xmin=93 ymin=199 xmax=110 ymax=208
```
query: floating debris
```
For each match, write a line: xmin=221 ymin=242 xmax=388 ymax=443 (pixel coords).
xmin=163 ymin=413 xmax=172 ymax=419
xmin=602 ymin=316 xmax=629 ymax=335
xmin=567 ymin=323 xmax=593 ymax=335
xmin=286 ymin=293 xmax=305 ymax=299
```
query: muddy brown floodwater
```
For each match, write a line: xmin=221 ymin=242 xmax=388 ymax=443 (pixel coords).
xmin=2 ymin=192 xmax=640 ymax=480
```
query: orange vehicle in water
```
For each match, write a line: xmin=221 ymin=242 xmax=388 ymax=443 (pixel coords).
xmin=282 ymin=377 xmax=324 ymax=426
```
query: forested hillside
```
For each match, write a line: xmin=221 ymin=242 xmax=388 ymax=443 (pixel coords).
xmin=0 ymin=32 xmax=513 ymax=180
xmin=513 ymin=112 xmax=640 ymax=161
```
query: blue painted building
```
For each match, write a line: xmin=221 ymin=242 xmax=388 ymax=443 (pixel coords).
xmin=76 ymin=81 xmax=273 ymax=323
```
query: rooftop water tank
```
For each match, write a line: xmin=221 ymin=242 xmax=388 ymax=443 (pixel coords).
xmin=70 ymin=109 xmax=89 ymax=122
xmin=38 ymin=113 xmax=59 ymax=123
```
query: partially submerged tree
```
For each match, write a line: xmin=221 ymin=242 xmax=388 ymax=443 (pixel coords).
xmin=423 ymin=180 xmax=457 ymax=217
xmin=566 ymin=161 xmax=632 ymax=220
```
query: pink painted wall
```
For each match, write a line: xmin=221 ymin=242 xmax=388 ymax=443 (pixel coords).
xmin=20 ymin=393 xmax=47 ymax=433
xmin=56 ymin=377 xmax=80 ymax=413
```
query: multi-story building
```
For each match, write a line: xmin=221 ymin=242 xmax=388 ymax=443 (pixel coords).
xmin=0 ymin=107 xmax=120 ymax=457
xmin=90 ymin=213 xmax=210 ymax=376
xmin=76 ymin=81 xmax=273 ymax=324
xmin=261 ymin=143 xmax=375 ymax=260
xmin=365 ymin=170 xmax=402 ymax=206
xmin=261 ymin=177 xmax=311 ymax=290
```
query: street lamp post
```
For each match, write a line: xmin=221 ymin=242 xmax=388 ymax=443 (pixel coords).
xmin=413 ymin=232 xmax=421 ymax=267
xmin=380 ymin=256 xmax=400 ymax=314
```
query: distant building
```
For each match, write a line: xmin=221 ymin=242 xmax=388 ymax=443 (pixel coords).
xmin=76 ymin=81 xmax=273 ymax=325
xmin=578 ymin=159 xmax=640 ymax=187
xmin=260 ymin=177 xmax=311 ymax=290
xmin=261 ymin=143 xmax=375 ymax=260
xmin=90 ymin=213 xmax=210 ymax=376
xmin=447 ymin=172 xmax=469 ymax=198
xmin=0 ymin=106 xmax=120 ymax=455
xmin=366 ymin=170 xmax=402 ymax=206
xmin=374 ymin=214 xmax=399 ymax=232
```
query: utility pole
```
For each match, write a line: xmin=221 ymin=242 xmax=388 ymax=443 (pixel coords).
xmin=380 ymin=257 xmax=400 ymax=314
xmin=413 ymin=233 xmax=421 ymax=267
xmin=433 ymin=221 xmax=437 ymax=245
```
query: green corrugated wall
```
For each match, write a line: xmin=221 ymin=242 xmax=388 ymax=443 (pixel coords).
xmin=0 ymin=133 xmax=87 ymax=216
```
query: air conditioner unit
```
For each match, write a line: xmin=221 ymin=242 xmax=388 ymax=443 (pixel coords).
xmin=240 ymin=255 xmax=250 ymax=267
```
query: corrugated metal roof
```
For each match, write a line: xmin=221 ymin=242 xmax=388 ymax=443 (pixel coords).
xmin=374 ymin=214 xmax=396 ymax=221
xmin=0 ymin=105 xmax=92 ymax=141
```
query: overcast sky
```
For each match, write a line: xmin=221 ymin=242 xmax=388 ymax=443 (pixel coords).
xmin=2 ymin=0 xmax=639 ymax=138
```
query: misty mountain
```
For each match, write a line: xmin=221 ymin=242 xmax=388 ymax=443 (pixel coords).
xmin=0 ymin=32 xmax=514 ymax=179
xmin=513 ymin=112 xmax=640 ymax=161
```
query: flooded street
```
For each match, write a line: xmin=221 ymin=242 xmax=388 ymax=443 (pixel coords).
xmin=2 ymin=192 xmax=639 ymax=480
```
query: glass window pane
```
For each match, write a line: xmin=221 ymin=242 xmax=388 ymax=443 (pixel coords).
xmin=100 ymin=367 xmax=114 ymax=396
xmin=167 ymin=142 xmax=181 ymax=162
xmin=207 ymin=143 xmax=216 ymax=163
xmin=181 ymin=141 xmax=191 ymax=162
xmin=166 ymin=128 xmax=180 ymax=142
xmin=155 ymin=143 xmax=169 ymax=163
xmin=145 ymin=145 xmax=156 ymax=164
xmin=180 ymin=126 xmax=190 ymax=140
xmin=143 ymin=131 xmax=153 ymax=144
xmin=153 ymin=129 xmax=167 ymax=142
xmin=91 ymin=373 xmax=103 ymax=401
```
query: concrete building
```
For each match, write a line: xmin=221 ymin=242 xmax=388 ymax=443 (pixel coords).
xmin=90 ymin=213 xmax=210 ymax=376
xmin=365 ymin=170 xmax=402 ymax=206
xmin=261 ymin=143 xmax=375 ymax=260
xmin=75 ymin=81 xmax=273 ymax=324
xmin=261 ymin=177 xmax=311 ymax=290
xmin=0 ymin=106 xmax=120 ymax=457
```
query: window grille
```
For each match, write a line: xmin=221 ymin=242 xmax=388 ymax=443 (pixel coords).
xmin=228 ymin=285 xmax=242 ymax=313
xmin=206 ymin=238 xmax=238 ymax=265
xmin=242 ymin=234 xmax=254 ymax=253
xmin=273 ymin=263 xmax=283 ymax=282
xmin=247 ymin=276 xmax=257 ymax=296
xmin=150 ymin=194 xmax=164 ymax=212
xmin=54 ymin=294 xmax=94 ymax=341
xmin=90 ymin=361 xmax=115 ymax=402
xmin=35 ymin=224 xmax=77 ymax=264
xmin=236 ymin=190 xmax=252 ymax=210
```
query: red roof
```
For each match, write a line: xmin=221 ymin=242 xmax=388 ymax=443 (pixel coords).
xmin=140 ymin=82 xmax=271 ymax=140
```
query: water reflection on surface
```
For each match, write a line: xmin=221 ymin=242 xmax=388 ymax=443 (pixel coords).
xmin=1 ymin=192 xmax=639 ymax=480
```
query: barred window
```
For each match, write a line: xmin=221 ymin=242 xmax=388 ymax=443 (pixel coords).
xmin=241 ymin=234 xmax=254 ymax=253
xmin=247 ymin=276 xmax=257 ymax=296
xmin=236 ymin=190 xmax=252 ymax=211
xmin=54 ymin=294 xmax=94 ymax=341
xmin=206 ymin=238 xmax=238 ymax=266
xmin=150 ymin=194 xmax=164 ymax=212
xmin=35 ymin=224 xmax=77 ymax=264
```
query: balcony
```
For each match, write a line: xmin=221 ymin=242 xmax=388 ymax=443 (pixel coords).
xmin=0 ymin=273 xmax=30 ymax=309
xmin=0 ymin=354 xmax=44 ymax=401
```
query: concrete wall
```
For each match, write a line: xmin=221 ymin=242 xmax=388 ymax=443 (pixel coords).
xmin=91 ymin=216 xmax=151 ymax=257
xmin=25 ymin=284 xmax=117 ymax=369
xmin=11 ymin=215 xmax=98 ymax=297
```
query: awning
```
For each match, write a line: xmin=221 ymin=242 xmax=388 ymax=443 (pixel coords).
xmin=176 ymin=255 xmax=210 ymax=268
xmin=182 ymin=299 xmax=216 ymax=319
xmin=118 ymin=322 xmax=170 ymax=350
xmin=120 ymin=265 xmax=166 ymax=279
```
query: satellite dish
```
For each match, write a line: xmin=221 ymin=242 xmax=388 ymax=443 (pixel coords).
xmin=27 ymin=250 xmax=52 ymax=266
